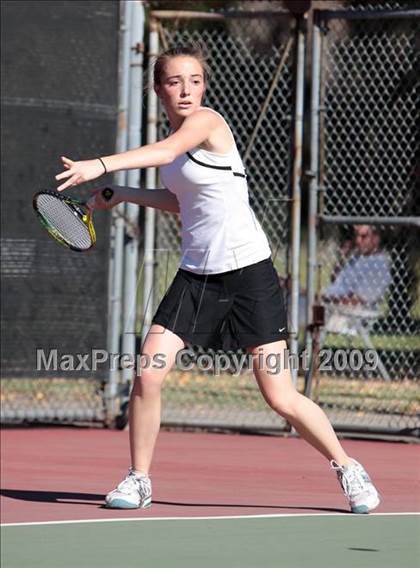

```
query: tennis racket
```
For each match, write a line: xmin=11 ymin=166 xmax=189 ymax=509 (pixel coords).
xmin=32 ymin=188 xmax=114 ymax=252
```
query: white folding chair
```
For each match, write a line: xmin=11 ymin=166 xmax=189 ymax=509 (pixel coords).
xmin=321 ymin=303 xmax=391 ymax=382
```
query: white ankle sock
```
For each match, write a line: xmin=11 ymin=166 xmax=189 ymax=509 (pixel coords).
xmin=132 ymin=469 xmax=149 ymax=479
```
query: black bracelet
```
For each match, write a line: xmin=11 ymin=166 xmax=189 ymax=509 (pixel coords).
xmin=97 ymin=157 xmax=107 ymax=175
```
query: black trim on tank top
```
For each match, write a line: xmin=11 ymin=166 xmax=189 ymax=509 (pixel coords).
xmin=186 ymin=152 xmax=246 ymax=179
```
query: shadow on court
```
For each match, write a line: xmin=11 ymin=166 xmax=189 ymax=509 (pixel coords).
xmin=1 ymin=489 xmax=349 ymax=514
xmin=153 ymin=499 xmax=349 ymax=514
xmin=1 ymin=489 xmax=103 ymax=506
xmin=2 ymin=428 xmax=418 ymax=525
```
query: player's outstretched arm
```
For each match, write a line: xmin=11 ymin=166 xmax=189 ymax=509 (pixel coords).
xmin=55 ymin=109 xmax=219 ymax=192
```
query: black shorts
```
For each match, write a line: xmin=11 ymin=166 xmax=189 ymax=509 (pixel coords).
xmin=152 ymin=257 xmax=288 ymax=352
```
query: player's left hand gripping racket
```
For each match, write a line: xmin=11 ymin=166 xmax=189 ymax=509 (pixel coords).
xmin=32 ymin=188 xmax=114 ymax=252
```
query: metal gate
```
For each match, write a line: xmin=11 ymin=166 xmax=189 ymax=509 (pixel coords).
xmin=305 ymin=8 xmax=420 ymax=436
xmin=140 ymin=8 xmax=305 ymax=431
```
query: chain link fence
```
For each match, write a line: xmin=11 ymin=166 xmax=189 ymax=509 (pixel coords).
xmin=2 ymin=2 xmax=418 ymax=435
xmin=307 ymin=8 xmax=420 ymax=435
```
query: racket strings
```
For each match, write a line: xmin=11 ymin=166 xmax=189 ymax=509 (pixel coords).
xmin=36 ymin=194 xmax=93 ymax=250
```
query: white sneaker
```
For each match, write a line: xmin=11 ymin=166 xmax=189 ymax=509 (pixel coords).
xmin=105 ymin=469 xmax=152 ymax=509
xmin=331 ymin=459 xmax=380 ymax=514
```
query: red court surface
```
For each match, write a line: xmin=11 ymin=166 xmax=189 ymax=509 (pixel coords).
xmin=1 ymin=428 xmax=419 ymax=524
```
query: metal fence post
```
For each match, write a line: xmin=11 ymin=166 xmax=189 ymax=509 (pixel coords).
xmin=289 ymin=15 xmax=306 ymax=385
xmin=121 ymin=0 xmax=145 ymax=383
xmin=304 ymin=12 xmax=322 ymax=383
xmin=105 ymin=0 xmax=133 ymax=424
xmin=141 ymin=17 xmax=159 ymax=346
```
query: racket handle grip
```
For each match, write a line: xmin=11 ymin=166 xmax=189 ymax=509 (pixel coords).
xmin=102 ymin=188 xmax=114 ymax=201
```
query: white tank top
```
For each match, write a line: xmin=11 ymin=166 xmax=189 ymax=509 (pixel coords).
xmin=160 ymin=113 xmax=271 ymax=274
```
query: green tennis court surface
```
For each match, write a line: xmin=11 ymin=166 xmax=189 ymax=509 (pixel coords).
xmin=2 ymin=513 xmax=419 ymax=568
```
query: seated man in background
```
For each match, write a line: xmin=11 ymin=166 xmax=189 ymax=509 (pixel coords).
xmin=322 ymin=225 xmax=391 ymax=334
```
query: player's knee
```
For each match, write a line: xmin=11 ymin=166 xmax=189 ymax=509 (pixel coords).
xmin=267 ymin=393 xmax=299 ymax=419
xmin=132 ymin=370 xmax=164 ymax=397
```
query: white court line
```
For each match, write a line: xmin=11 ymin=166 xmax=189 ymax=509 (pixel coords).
xmin=1 ymin=511 xmax=419 ymax=528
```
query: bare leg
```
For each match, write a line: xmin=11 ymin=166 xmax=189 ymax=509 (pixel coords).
xmin=128 ymin=324 xmax=186 ymax=475
xmin=248 ymin=340 xmax=351 ymax=465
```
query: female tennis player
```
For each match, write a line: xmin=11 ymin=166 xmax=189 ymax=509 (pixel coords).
xmin=56 ymin=44 xmax=380 ymax=514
